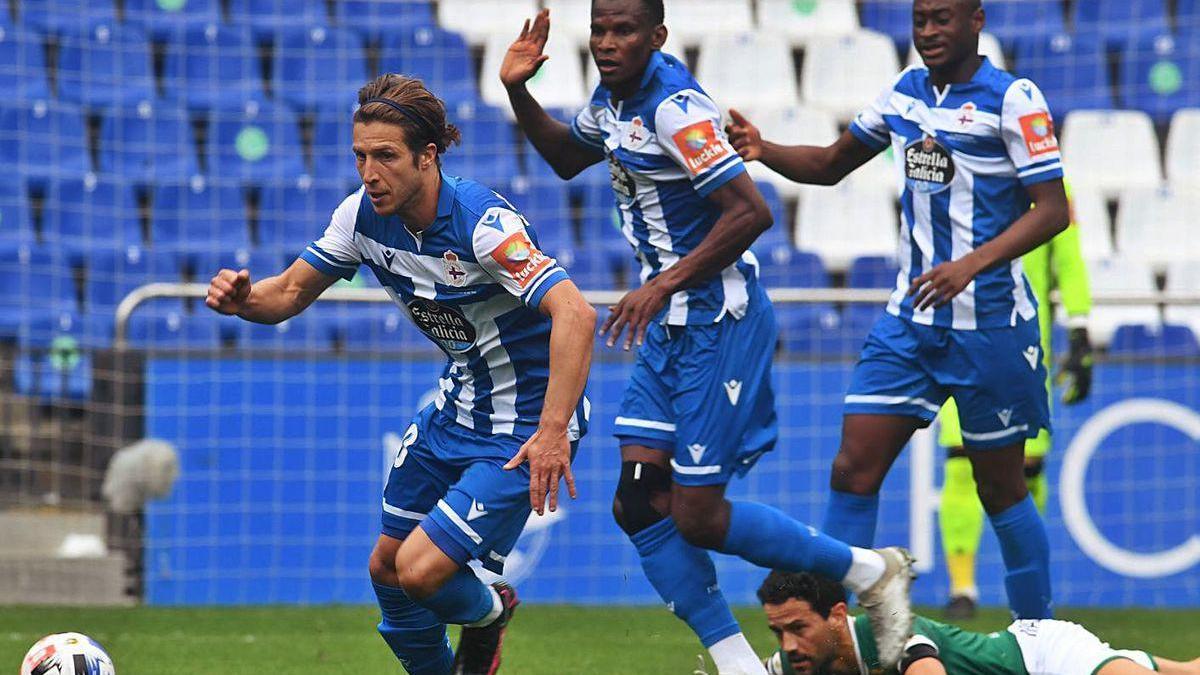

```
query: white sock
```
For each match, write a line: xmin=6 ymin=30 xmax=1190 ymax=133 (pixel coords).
xmin=465 ymin=586 xmax=503 ymax=627
xmin=708 ymin=633 xmax=769 ymax=675
xmin=841 ymin=548 xmax=887 ymax=594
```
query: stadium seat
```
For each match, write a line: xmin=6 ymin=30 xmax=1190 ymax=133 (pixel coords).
xmin=16 ymin=0 xmax=116 ymax=36
xmin=542 ymin=0 xmax=594 ymax=46
xmin=439 ymin=103 xmax=520 ymax=191
xmin=85 ymin=247 xmax=181 ymax=317
xmin=734 ymin=106 xmax=838 ymax=198
xmin=41 ymin=176 xmax=144 ymax=263
xmin=907 ymin=32 xmax=1006 ymax=70
xmin=756 ymin=0 xmax=859 ymax=47
xmin=0 ymin=243 xmax=79 ymax=343
xmin=236 ymin=311 xmax=337 ymax=350
xmin=335 ymin=0 xmax=434 ymax=44
xmin=338 ymin=307 xmax=426 ymax=351
xmin=555 ymin=246 xmax=616 ymax=290
xmin=847 ymin=255 xmax=899 ymax=290
xmin=1165 ymin=109 xmax=1200 ymax=190
xmin=795 ymin=184 xmax=899 ymax=273
xmin=480 ymin=33 xmax=587 ymax=116
xmin=124 ymin=0 xmax=222 ymax=42
xmin=1084 ymin=257 xmax=1161 ymax=346
xmin=659 ymin=0 xmax=753 ymax=48
xmin=0 ymin=180 xmax=35 ymax=246
xmin=437 ymin=0 xmax=538 ymax=46
xmin=56 ymin=24 xmax=155 ymax=109
xmin=775 ymin=303 xmax=852 ymax=356
xmin=311 ymin=106 xmax=362 ymax=186
xmin=1069 ymin=186 xmax=1116 ymax=260
xmin=272 ymin=26 xmax=370 ymax=114
xmin=151 ymin=178 xmax=251 ymax=266
xmin=258 ymin=180 xmax=354 ymax=254
xmin=127 ymin=300 xmax=225 ymax=349
xmin=857 ymin=1 xmax=911 ymax=50
xmin=1061 ymin=110 xmax=1163 ymax=200
xmin=578 ymin=181 xmax=631 ymax=272
xmin=0 ymin=24 xmax=51 ymax=101
xmin=1114 ymin=186 xmax=1199 ymax=272
xmin=1072 ymin=0 xmax=1169 ymax=52
xmin=1108 ymin=324 xmax=1200 ymax=357
xmin=1119 ymin=33 xmax=1200 ymax=125
xmin=13 ymin=330 xmax=93 ymax=400
xmin=969 ymin=0 xmax=1066 ymax=52
xmin=1164 ymin=260 xmax=1200 ymax=339
xmin=0 ymin=100 xmax=92 ymax=187
xmin=504 ymin=177 xmax=573 ymax=255
xmin=206 ymin=99 xmax=307 ymax=184
xmin=163 ymin=24 xmax=267 ymax=113
xmin=1179 ymin=0 xmax=1200 ymax=35
xmin=801 ymin=30 xmax=900 ymax=123
xmin=379 ymin=24 xmax=476 ymax=107
xmin=98 ymin=101 xmax=200 ymax=184
xmin=228 ymin=0 xmax=329 ymax=43
xmin=695 ymin=32 xmax=798 ymax=111
xmin=1012 ymin=34 xmax=1113 ymax=119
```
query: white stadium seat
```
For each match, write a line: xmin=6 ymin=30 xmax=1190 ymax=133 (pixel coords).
xmin=1069 ymin=185 xmax=1115 ymax=260
xmin=801 ymin=29 xmax=901 ymax=123
xmin=662 ymin=0 xmax=753 ymax=47
xmin=438 ymin=0 xmax=539 ymax=45
xmin=695 ymin=32 xmax=798 ymax=111
xmin=1084 ymin=257 xmax=1161 ymax=346
xmin=543 ymin=0 xmax=593 ymax=47
xmin=1061 ymin=110 xmax=1163 ymax=200
xmin=734 ymin=105 xmax=838 ymax=198
xmin=757 ymin=0 xmax=859 ymax=47
xmin=907 ymin=32 xmax=1006 ymax=70
xmin=795 ymin=183 xmax=899 ymax=272
xmin=1165 ymin=108 xmax=1200 ymax=191
xmin=1164 ymin=260 xmax=1200 ymax=337
xmin=480 ymin=33 xmax=587 ymax=116
xmin=1114 ymin=186 xmax=1200 ymax=273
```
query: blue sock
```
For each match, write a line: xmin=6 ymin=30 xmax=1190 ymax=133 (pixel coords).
xmin=989 ymin=495 xmax=1053 ymax=619
xmin=410 ymin=568 xmax=496 ymax=626
xmin=631 ymin=518 xmax=741 ymax=647
xmin=373 ymin=582 xmax=454 ymax=675
xmin=821 ymin=490 xmax=879 ymax=548
xmin=720 ymin=501 xmax=853 ymax=579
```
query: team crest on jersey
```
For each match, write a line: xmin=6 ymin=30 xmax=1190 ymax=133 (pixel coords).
xmin=1019 ymin=111 xmax=1058 ymax=157
xmin=622 ymin=116 xmax=651 ymax=151
xmin=904 ymin=134 xmax=956 ymax=194
xmin=671 ymin=120 xmax=729 ymax=175
xmin=407 ymin=298 xmax=477 ymax=353
xmin=490 ymin=232 xmax=551 ymax=289
xmin=956 ymin=102 xmax=976 ymax=127
xmin=441 ymin=250 xmax=468 ymax=287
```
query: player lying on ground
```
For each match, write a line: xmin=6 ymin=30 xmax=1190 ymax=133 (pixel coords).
xmin=758 ymin=570 xmax=1200 ymax=675
xmin=206 ymin=74 xmax=596 ymax=675
xmin=728 ymin=0 xmax=1069 ymax=620
xmin=501 ymin=1 xmax=915 ymax=671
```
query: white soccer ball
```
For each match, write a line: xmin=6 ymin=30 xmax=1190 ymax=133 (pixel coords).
xmin=20 ymin=632 xmax=115 ymax=675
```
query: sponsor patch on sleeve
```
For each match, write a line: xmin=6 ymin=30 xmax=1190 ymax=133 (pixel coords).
xmin=489 ymin=232 xmax=552 ymax=289
xmin=671 ymin=120 xmax=730 ymax=175
xmin=1019 ymin=111 xmax=1059 ymax=157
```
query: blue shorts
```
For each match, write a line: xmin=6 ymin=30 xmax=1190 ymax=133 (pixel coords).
xmin=844 ymin=312 xmax=1051 ymax=449
xmin=381 ymin=404 xmax=576 ymax=575
xmin=614 ymin=298 xmax=779 ymax=486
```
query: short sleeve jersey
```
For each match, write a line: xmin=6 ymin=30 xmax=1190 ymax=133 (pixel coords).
xmin=850 ymin=614 xmax=1028 ymax=675
xmin=849 ymin=57 xmax=1064 ymax=330
xmin=300 ymin=174 xmax=589 ymax=444
xmin=570 ymin=51 xmax=763 ymax=326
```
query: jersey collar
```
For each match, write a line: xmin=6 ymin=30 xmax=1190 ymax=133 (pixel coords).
xmin=436 ymin=170 xmax=457 ymax=220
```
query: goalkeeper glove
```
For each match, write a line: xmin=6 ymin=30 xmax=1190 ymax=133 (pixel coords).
xmin=1057 ymin=326 xmax=1093 ymax=405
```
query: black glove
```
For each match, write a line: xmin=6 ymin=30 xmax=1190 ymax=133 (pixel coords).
xmin=1057 ymin=326 xmax=1093 ymax=405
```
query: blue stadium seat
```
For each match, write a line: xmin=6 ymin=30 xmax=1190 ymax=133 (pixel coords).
xmin=1179 ymin=0 xmax=1200 ymax=36
xmin=379 ymin=25 xmax=476 ymax=106
xmin=228 ymin=0 xmax=329 ymax=42
xmin=847 ymin=255 xmax=899 ymax=289
xmin=17 ymin=0 xmax=116 ymax=36
xmin=13 ymin=332 xmax=93 ymax=400
xmin=1014 ymin=33 xmax=1113 ymax=119
xmin=858 ymin=1 xmax=912 ymax=50
xmin=1072 ymin=0 xmax=1169 ymax=51
xmin=439 ymin=103 xmax=520 ymax=192
xmin=163 ymin=24 xmax=266 ymax=113
xmin=335 ymin=0 xmax=435 ymax=44
xmin=0 ymin=24 xmax=51 ymax=101
xmin=124 ymin=0 xmax=222 ymax=42
xmin=311 ymin=106 xmax=362 ymax=185
xmin=272 ymin=26 xmax=369 ymax=114
xmin=56 ymin=24 xmax=155 ymax=108
xmin=758 ymin=249 xmax=829 ymax=290
xmin=257 ymin=180 xmax=354 ymax=254
xmin=206 ymin=100 xmax=306 ymax=184
xmin=556 ymin=247 xmax=616 ymax=290
xmin=756 ymin=182 xmax=788 ymax=237
xmin=978 ymin=0 xmax=1066 ymax=52
xmin=151 ymin=178 xmax=251 ymax=265
xmin=98 ymin=101 xmax=200 ymax=184
xmin=85 ymin=247 xmax=181 ymax=316
xmin=41 ymin=176 xmax=143 ymax=263
xmin=775 ymin=305 xmax=851 ymax=356
xmin=127 ymin=300 xmax=225 ymax=349
xmin=0 ymin=100 xmax=92 ymax=187
xmin=749 ymin=182 xmax=791 ymax=287
xmin=1120 ymin=33 xmax=1200 ymax=124
xmin=337 ymin=307 xmax=426 ymax=351
xmin=578 ymin=181 xmax=632 ymax=275
xmin=191 ymin=249 xmax=287 ymax=283
xmin=1108 ymin=324 xmax=1200 ymax=357
xmin=0 ymin=243 xmax=79 ymax=343
xmin=237 ymin=311 xmax=337 ymax=349
xmin=0 ymin=180 xmax=35 ymax=246
xmin=504 ymin=178 xmax=573 ymax=255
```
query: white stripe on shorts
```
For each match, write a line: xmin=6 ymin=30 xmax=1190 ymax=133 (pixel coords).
xmin=962 ymin=425 xmax=1029 ymax=442
xmin=437 ymin=500 xmax=483 ymax=545
xmin=382 ymin=500 xmax=427 ymax=521
xmin=670 ymin=459 xmax=722 ymax=475
xmin=615 ymin=417 xmax=677 ymax=432
xmin=844 ymin=394 xmax=941 ymax=414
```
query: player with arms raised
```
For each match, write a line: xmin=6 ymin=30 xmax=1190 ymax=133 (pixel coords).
xmin=501 ymin=2 xmax=915 ymax=672
xmin=728 ymin=0 xmax=1068 ymax=620
xmin=206 ymin=74 xmax=596 ymax=675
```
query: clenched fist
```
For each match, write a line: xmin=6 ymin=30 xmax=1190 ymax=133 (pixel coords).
xmin=206 ymin=268 xmax=251 ymax=315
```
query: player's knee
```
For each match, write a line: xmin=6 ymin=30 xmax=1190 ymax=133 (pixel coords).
xmin=670 ymin=488 xmax=728 ymax=550
xmin=828 ymin=450 xmax=882 ymax=495
xmin=974 ymin=476 xmax=1025 ymax=513
xmin=395 ymin=561 xmax=445 ymax=601
xmin=368 ymin=542 xmax=400 ymax=586
xmin=613 ymin=461 xmax=672 ymax=536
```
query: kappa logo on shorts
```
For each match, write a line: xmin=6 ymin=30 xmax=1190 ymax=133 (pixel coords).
xmin=468 ymin=499 xmax=488 ymax=521
xmin=1024 ymin=345 xmax=1040 ymax=370
xmin=723 ymin=379 xmax=742 ymax=406
xmin=687 ymin=444 xmax=707 ymax=464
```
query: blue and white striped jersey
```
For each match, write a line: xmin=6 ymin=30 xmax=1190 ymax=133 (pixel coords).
xmin=300 ymin=173 xmax=589 ymax=445
xmin=570 ymin=51 xmax=763 ymax=326
xmin=850 ymin=57 xmax=1064 ymax=329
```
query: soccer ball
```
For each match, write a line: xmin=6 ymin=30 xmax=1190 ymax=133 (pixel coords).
xmin=20 ymin=632 xmax=115 ymax=675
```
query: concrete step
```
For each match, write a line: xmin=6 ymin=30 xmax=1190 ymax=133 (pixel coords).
xmin=0 ymin=555 xmax=133 ymax=605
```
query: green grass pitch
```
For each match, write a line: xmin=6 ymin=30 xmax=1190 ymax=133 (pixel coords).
xmin=3 ymin=606 xmax=1198 ymax=673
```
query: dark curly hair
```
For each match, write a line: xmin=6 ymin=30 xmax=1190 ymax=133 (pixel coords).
xmin=756 ymin=571 xmax=847 ymax=619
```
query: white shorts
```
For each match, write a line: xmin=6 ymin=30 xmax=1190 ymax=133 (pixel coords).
xmin=1008 ymin=620 xmax=1158 ymax=675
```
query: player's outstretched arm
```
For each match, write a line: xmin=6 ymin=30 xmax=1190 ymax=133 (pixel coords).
xmin=205 ymin=258 xmax=338 ymax=324
xmin=726 ymin=109 xmax=878 ymax=186
xmin=504 ymin=280 xmax=596 ymax=515
xmin=501 ymin=9 xmax=604 ymax=179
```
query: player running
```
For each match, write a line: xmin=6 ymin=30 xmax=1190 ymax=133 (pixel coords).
xmin=501 ymin=2 xmax=915 ymax=671
xmin=727 ymin=0 xmax=1069 ymax=619
xmin=206 ymin=74 xmax=596 ymax=675
xmin=939 ymin=181 xmax=1093 ymax=619
xmin=757 ymin=570 xmax=1200 ymax=675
